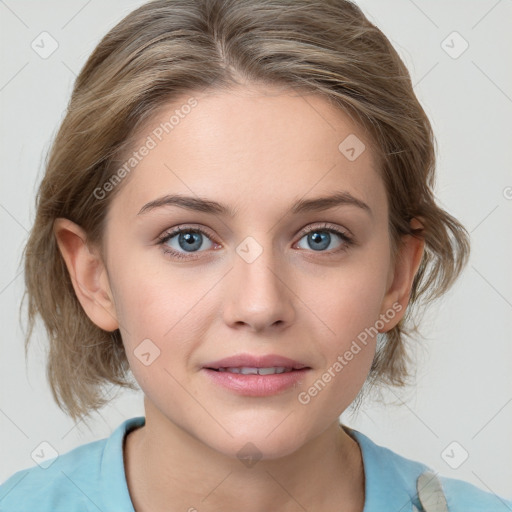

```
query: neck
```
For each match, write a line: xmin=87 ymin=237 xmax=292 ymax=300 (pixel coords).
xmin=124 ymin=403 xmax=365 ymax=512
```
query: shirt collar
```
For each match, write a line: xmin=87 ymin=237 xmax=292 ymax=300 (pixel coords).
xmin=100 ymin=416 xmax=145 ymax=512
xmin=102 ymin=417 xmax=427 ymax=512
xmin=342 ymin=424 xmax=428 ymax=512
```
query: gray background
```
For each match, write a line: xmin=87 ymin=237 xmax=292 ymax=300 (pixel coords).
xmin=1 ymin=0 xmax=511 ymax=500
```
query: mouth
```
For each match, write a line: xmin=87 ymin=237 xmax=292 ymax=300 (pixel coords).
xmin=210 ymin=366 xmax=302 ymax=375
xmin=202 ymin=353 xmax=309 ymax=371
xmin=201 ymin=354 xmax=311 ymax=396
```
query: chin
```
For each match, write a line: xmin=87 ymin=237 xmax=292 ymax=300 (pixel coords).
xmin=212 ymin=434 xmax=307 ymax=463
xmin=197 ymin=417 xmax=312 ymax=462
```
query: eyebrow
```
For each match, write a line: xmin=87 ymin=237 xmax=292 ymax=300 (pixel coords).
xmin=137 ymin=191 xmax=372 ymax=218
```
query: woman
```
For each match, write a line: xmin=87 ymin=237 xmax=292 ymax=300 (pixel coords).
xmin=1 ymin=0 xmax=509 ymax=510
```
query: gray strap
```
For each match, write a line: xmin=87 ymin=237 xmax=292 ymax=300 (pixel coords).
xmin=415 ymin=471 xmax=449 ymax=512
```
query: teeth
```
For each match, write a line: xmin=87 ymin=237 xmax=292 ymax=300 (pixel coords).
xmin=240 ymin=367 xmax=259 ymax=375
xmin=218 ymin=367 xmax=292 ymax=375
xmin=259 ymin=367 xmax=280 ymax=375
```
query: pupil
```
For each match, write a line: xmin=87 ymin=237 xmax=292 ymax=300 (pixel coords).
xmin=309 ymin=231 xmax=329 ymax=251
xmin=180 ymin=232 xmax=201 ymax=251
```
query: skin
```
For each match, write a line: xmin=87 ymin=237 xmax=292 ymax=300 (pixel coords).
xmin=54 ymin=83 xmax=424 ymax=512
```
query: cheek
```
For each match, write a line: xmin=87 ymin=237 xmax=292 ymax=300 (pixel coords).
xmin=110 ymin=249 xmax=210 ymax=339
xmin=303 ymin=246 xmax=391 ymax=347
xmin=296 ymin=274 xmax=386 ymax=416
xmin=297 ymin=241 xmax=391 ymax=397
xmin=114 ymin=274 xmax=198 ymax=402
xmin=109 ymin=257 xmax=219 ymax=383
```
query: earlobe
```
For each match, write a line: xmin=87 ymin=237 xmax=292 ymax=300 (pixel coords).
xmin=378 ymin=218 xmax=425 ymax=332
xmin=53 ymin=217 xmax=119 ymax=332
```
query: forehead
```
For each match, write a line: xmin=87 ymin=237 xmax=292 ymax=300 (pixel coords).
xmin=109 ymin=84 xmax=386 ymax=221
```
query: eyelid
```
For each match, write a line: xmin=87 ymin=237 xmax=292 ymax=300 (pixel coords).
xmin=157 ymin=223 xmax=218 ymax=243
xmin=157 ymin=221 xmax=354 ymax=260
xmin=298 ymin=222 xmax=352 ymax=240
xmin=158 ymin=222 xmax=352 ymax=244
xmin=156 ymin=224 xmax=219 ymax=261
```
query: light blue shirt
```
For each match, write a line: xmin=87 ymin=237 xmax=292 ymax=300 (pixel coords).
xmin=0 ymin=416 xmax=510 ymax=511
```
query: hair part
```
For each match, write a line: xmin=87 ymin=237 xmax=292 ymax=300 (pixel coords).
xmin=21 ymin=0 xmax=470 ymax=421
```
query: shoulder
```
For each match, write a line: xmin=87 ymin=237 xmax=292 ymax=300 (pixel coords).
xmin=345 ymin=426 xmax=512 ymax=512
xmin=0 ymin=416 xmax=144 ymax=512
xmin=0 ymin=438 xmax=106 ymax=512
xmin=438 ymin=474 xmax=512 ymax=512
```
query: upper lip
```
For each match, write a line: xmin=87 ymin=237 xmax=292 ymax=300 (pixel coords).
xmin=203 ymin=354 xmax=309 ymax=370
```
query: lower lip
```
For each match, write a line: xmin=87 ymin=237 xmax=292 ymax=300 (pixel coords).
xmin=202 ymin=368 xmax=310 ymax=396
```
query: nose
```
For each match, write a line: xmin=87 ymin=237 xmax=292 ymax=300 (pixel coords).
xmin=221 ymin=238 xmax=296 ymax=333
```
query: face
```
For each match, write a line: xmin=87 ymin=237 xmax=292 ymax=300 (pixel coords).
xmin=101 ymin=84 xmax=398 ymax=459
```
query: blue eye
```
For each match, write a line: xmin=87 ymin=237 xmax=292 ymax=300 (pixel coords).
xmin=296 ymin=225 xmax=352 ymax=252
xmin=157 ymin=227 xmax=216 ymax=260
xmin=157 ymin=223 xmax=353 ymax=261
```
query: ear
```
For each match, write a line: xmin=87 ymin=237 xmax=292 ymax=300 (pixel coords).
xmin=53 ymin=217 xmax=119 ymax=332
xmin=378 ymin=218 xmax=425 ymax=332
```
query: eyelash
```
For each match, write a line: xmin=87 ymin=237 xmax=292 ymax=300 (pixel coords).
xmin=156 ymin=223 xmax=354 ymax=261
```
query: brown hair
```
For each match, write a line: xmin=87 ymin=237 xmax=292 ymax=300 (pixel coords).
xmin=21 ymin=0 xmax=470 ymax=421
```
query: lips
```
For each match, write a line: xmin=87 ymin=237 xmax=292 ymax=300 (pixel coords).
xmin=203 ymin=353 xmax=309 ymax=372
xmin=202 ymin=353 xmax=311 ymax=396
xmin=201 ymin=354 xmax=311 ymax=397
